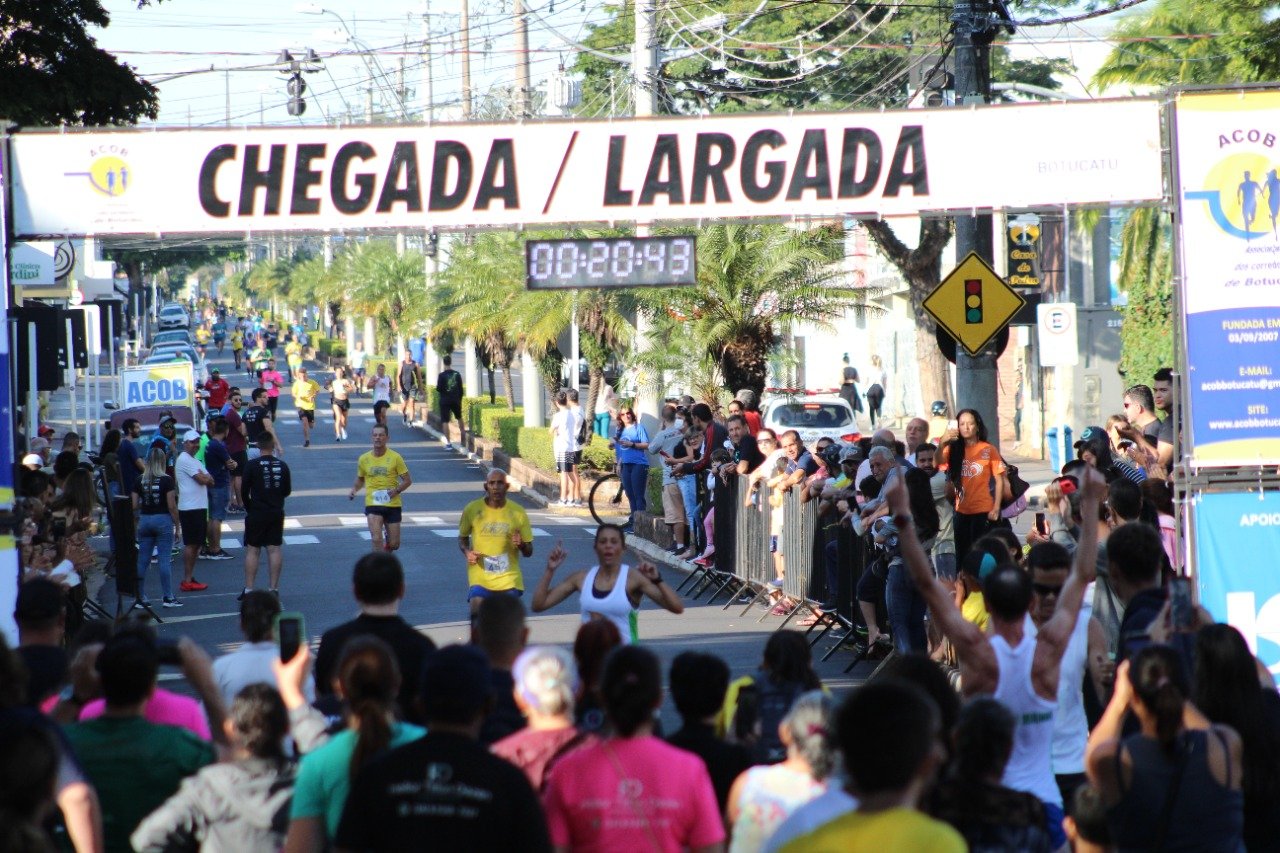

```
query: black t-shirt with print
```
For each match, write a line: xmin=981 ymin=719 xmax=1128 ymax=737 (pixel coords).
xmin=335 ymin=731 xmax=551 ymax=853
xmin=132 ymin=475 xmax=175 ymax=515
xmin=243 ymin=405 xmax=269 ymax=443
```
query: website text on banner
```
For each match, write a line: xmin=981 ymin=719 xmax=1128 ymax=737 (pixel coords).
xmin=11 ymin=99 xmax=1163 ymax=237
xmin=1174 ymin=89 xmax=1280 ymax=467
xmin=1194 ymin=490 xmax=1280 ymax=676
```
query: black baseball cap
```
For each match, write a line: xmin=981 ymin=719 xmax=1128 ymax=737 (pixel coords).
xmin=15 ymin=578 xmax=64 ymax=623
xmin=420 ymin=645 xmax=492 ymax=723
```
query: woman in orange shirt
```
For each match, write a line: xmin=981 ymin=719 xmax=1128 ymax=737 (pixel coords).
xmin=943 ymin=408 xmax=1005 ymax=561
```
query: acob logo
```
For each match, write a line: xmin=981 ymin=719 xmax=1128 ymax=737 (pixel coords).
xmin=64 ymin=146 xmax=132 ymax=197
xmin=1225 ymin=590 xmax=1280 ymax=675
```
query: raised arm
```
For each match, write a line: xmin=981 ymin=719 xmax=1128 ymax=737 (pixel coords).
xmin=530 ymin=542 xmax=582 ymax=612
xmin=884 ymin=465 xmax=994 ymax=683
xmin=1038 ymin=467 xmax=1105 ymax=653
xmin=634 ymin=561 xmax=684 ymax=614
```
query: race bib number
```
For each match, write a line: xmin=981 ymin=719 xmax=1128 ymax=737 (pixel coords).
xmin=264 ymin=380 xmax=274 ymax=390
xmin=482 ymin=554 xmax=510 ymax=575
xmin=372 ymin=489 xmax=393 ymax=505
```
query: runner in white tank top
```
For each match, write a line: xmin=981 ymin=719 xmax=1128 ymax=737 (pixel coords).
xmin=530 ymin=527 xmax=686 ymax=642
xmin=582 ymin=564 xmax=639 ymax=644
xmin=992 ymin=632 xmax=1062 ymax=807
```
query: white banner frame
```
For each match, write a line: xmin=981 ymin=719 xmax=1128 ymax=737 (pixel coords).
xmin=11 ymin=98 xmax=1164 ymax=237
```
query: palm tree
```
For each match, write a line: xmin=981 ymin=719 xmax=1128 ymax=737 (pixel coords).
xmin=335 ymin=241 xmax=428 ymax=355
xmin=430 ymin=232 xmax=571 ymax=412
xmin=652 ymin=222 xmax=870 ymax=395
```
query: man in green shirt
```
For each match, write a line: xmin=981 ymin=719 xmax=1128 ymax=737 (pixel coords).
xmin=62 ymin=632 xmax=217 ymax=853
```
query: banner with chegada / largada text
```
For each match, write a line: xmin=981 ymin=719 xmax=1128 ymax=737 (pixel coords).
xmin=10 ymin=98 xmax=1162 ymax=238
xmin=1174 ymin=88 xmax=1280 ymax=467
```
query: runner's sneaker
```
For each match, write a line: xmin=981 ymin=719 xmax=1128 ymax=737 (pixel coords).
xmin=162 ymin=598 xmax=184 ymax=608
xmin=443 ymin=442 xmax=454 ymax=451
xmin=304 ymin=439 xmax=310 ymax=447
xmin=205 ymin=550 xmax=234 ymax=561
xmin=179 ymin=579 xmax=209 ymax=592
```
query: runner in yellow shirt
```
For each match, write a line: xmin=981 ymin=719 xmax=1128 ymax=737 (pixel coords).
xmin=458 ymin=469 xmax=534 ymax=619
xmin=291 ymin=367 xmax=322 ymax=448
xmin=194 ymin=325 xmax=211 ymax=357
xmin=284 ymin=337 xmax=304 ymax=382
xmin=348 ymin=423 xmax=411 ymax=552
xmin=230 ymin=329 xmax=244 ymax=370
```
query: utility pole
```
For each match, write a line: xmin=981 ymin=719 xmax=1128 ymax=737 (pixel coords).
xmin=460 ymin=0 xmax=473 ymax=119
xmin=632 ymin=0 xmax=657 ymax=116
xmin=421 ymin=0 xmax=434 ymax=123
xmin=513 ymin=0 xmax=531 ymax=118
xmin=951 ymin=0 xmax=999 ymax=445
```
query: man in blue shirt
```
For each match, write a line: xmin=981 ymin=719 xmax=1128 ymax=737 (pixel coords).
xmin=117 ymin=418 xmax=143 ymax=495
xmin=201 ymin=418 xmax=236 ymax=560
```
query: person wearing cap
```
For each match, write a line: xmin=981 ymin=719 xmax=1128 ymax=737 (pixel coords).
xmin=28 ymin=435 xmax=51 ymax=468
xmin=152 ymin=416 xmax=180 ymax=462
xmin=1074 ymin=425 xmax=1146 ymax=486
xmin=176 ymin=429 xmax=215 ymax=592
xmin=292 ymin=366 xmax=321 ymax=448
xmin=204 ymin=368 xmax=230 ymax=411
xmin=21 ymin=452 xmax=43 ymax=471
xmin=334 ymin=644 xmax=553 ymax=852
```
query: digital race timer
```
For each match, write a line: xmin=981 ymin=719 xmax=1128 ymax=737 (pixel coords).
xmin=525 ymin=236 xmax=697 ymax=290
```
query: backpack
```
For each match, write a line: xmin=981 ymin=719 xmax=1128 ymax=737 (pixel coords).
xmin=1002 ymin=464 xmax=1030 ymax=506
xmin=576 ymin=412 xmax=592 ymax=447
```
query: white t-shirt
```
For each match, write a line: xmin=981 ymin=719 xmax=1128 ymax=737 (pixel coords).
xmin=551 ymin=408 xmax=581 ymax=454
xmin=175 ymin=451 xmax=210 ymax=511
xmin=371 ymin=374 xmax=392 ymax=404
xmin=349 ymin=347 xmax=368 ymax=369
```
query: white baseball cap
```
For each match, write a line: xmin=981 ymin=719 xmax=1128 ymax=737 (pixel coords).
xmin=182 ymin=429 xmax=201 ymax=442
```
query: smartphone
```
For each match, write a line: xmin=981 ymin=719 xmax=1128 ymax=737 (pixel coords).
xmin=1034 ymin=512 xmax=1047 ymax=536
xmin=51 ymin=516 xmax=68 ymax=538
xmin=1170 ymin=578 xmax=1195 ymax=632
xmin=275 ymin=612 xmax=306 ymax=663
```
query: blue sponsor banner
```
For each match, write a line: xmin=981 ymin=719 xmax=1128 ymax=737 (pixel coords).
xmin=1195 ymin=490 xmax=1280 ymax=676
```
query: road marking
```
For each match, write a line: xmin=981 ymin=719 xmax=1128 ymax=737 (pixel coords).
xmin=152 ymin=611 xmax=240 ymax=625
xmin=220 ymin=538 xmax=243 ymax=549
xmin=358 ymin=531 xmax=371 ymax=540
xmin=283 ymin=518 xmax=302 ymax=529
xmin=407 ymin=515 xmax=445 ymax=525
xmin=339 ymin=516 xmax=367 ymax=526
xmin=432 ymin=527 xmax=552 ymax=537
xmin=284 ymin=534 xmax=320 ymax=545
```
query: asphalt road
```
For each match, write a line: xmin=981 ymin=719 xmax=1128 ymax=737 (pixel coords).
xmin=94 ymin=347 xmax=869 ymax=724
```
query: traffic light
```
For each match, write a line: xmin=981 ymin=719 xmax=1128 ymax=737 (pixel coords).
xmin=964 ymin=279 xmax=982 ymax=324
xmin=287 ymin=73 xmax=306 ymax=117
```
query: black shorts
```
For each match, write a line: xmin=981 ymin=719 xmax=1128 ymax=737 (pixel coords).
xmin=556 ymin=451 xmax=577 ymax=473
xmin=373 ymin=400 xmax=390 ymax=416
xmin=332 ymin=397 xmax=350 ymax=412
xmin=440 ymin=399 xmax=463 ymax=423
xmin=298 ymin=408 xmax=315 ymax=423
xmin=178 ymin=509 xmax=207 ymax=546
xmin=365 ymin=505 xmax=403 ymax=524
xmin=244 ymin=511 xmax=284 ymax=547
xmin=231 ymin=450 xmax=249 ymax=474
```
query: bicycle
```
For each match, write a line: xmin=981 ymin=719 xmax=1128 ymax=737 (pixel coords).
xmin=588 ymin=469 xmax=632 ymax=526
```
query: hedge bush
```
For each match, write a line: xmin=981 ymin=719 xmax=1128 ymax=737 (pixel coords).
xmin=496 ymin=415 xmax=523 ymax=454
xmin=580 ymin=435 xmax=617 ymax=472
xmin=516 ymin=427 xmax=555 ymax=472
xmin=647 ymin=466 xmax=663 ymax=514
xmin=464 ymin=397 xmax=510 ymax=437
xmin=475 ymin=405 xmax=522 ymax=440
xmin=316 ymin=336 xmax=346 ymax=359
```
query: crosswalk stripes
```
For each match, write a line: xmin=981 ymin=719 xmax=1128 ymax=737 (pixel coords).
xmin=218 ymin=534 xmax=320 ymax=550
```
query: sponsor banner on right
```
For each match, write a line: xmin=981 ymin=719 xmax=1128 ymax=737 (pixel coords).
xmin=1194 ymin=490 xmax=1280 ymax=675
xmin=1174 ymin=89 xmax=1280 ymax=467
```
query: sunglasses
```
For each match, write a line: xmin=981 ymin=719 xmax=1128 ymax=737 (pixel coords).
xmin=1032 ymin=582 xmax=1063 ymax=597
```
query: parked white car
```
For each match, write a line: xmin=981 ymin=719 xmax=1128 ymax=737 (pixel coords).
xmin=158 ymin=304 xmax=190 ymax=330
xmin=760 ymin=394 xmax=863 ymax=447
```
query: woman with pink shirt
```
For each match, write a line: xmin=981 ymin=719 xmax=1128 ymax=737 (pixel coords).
xmin=259 ymin=358 xmax=286 ymax=420
xmin=543 ymin=646 xmax=726 ymax=853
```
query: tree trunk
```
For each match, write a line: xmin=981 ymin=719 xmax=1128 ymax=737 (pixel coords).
xmin=584 ymin=367 xmax=604 ymax=433
xmin=502 ymin=362 xmax=516 ymax=412
xmin=862 ymin=218 xmax=956 ymax=414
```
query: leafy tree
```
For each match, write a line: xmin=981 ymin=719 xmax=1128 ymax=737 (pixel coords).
xmin=332 ymin=241 xmax=429 ymax=355
xmin=0 ymin=0 xmax=164 ymax=127
xmin=650 ymin=222 xmax=870 ymax=395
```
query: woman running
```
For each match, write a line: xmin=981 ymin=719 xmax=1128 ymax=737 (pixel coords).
xmin=531 ymin=523 xmax=683 ymax=644
xmin=327 ymin=367 xmax=354 ymax=442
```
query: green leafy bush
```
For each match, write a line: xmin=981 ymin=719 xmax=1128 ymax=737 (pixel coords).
xmin=475 ymin=405 xmax=522 ymax=440
xmin=464 ymin=397 xmax=508 ymax=435
xmin=316 ymin=337 xmax=346 ymax=359
xmin=516 ymin=427 xmax=555 ymax=472
xmin=496 ymin=415 xmax=523 ymax=454
xmin=580 ymin=435 xmax=617 ymax=472
xmin=646 ymin=465 xmax=663 ymax=513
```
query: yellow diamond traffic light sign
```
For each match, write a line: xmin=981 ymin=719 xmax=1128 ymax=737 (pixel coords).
xmin=923 ymin=252 xmax=1027 ymax=356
